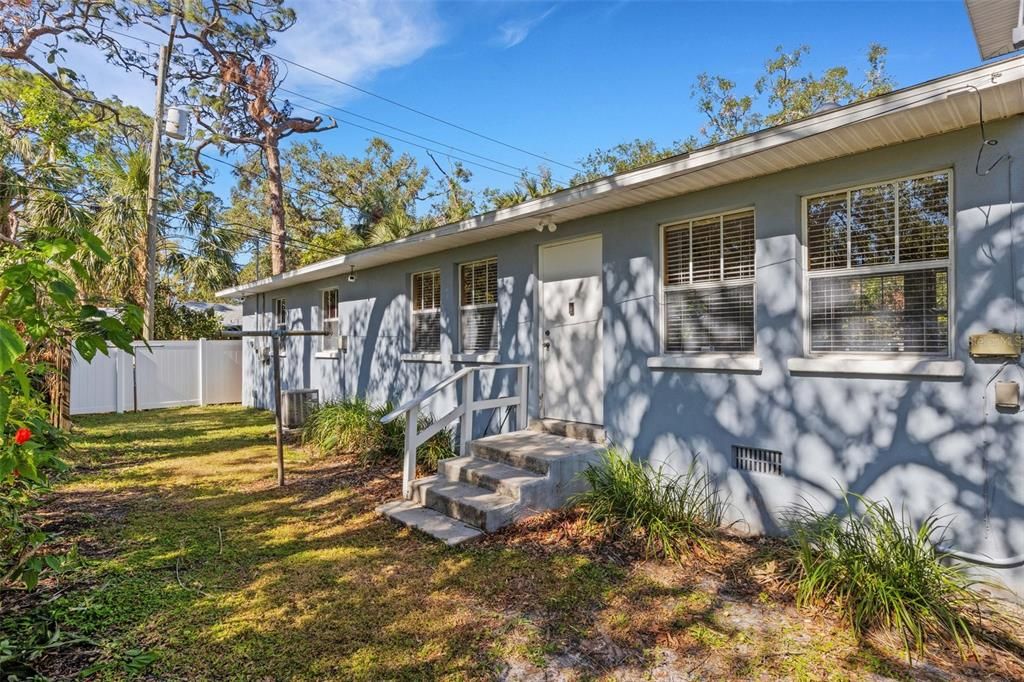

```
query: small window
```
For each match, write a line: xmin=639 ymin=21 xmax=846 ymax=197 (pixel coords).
xmin=662 ymin=209 xmax=755 ymax=353
xmin=321 ymin=288 xmax=339 ymax=351
xmin=272 ymin=298 xmax=287 ymax=330
xmin=411 ymin=270 xmax=441 ymax=353
xmin=459 ymin=258 xmax=498 ymax=353
xmin=804 ymin=170 xmax=952 ymax=355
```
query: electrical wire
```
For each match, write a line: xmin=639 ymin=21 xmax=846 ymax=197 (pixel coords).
xmin=964 ymin=84 xmax=1011 ymax=176
xmin=277 ymin=86 xmax=567 ymax=184
xmin=279 ymin=97 xmax=532 ymax=182
xmin=267 ymin=51 xmax=582 ymax=173
xmin=102 ymin=26 xmax=578 ymax=176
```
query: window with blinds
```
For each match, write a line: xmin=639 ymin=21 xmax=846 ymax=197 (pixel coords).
xmin=663 ymin=209 xmax=755 ymax=353
xmin=411 ymin=270 xmax=441 ymax=353
xmin=460 ymin=258 xmax=498 ymax=353
xmin=320 ymin=289 xmax=339 ymax=351
xmin=805 ymin=170 xmax=952 ymax=355
xmin=272 ymin=298 xmax=287 ymax=330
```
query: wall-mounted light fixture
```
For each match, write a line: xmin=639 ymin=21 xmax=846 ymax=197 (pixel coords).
xmin=347 ymin=265 xmax=357 ymax=283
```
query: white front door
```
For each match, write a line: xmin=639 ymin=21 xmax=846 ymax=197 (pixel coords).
xmin=539 ymin=235 xmax=604 ymax=425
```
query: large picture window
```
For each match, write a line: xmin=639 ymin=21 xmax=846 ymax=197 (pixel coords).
xmin=411 ymin=270 xmax=441 ymax=353
xmin=662 ymin=209 xmax=756 ymax=353
xmin=320 ymin=288 xmax=339 ymax=351
xmin=459 ymin=258 xmax=498 ymax=353
xmin=804 ymin=170 xmax=952 ymax=355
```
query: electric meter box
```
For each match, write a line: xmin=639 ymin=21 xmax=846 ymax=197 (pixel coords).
xmin=968 ymin=332 xmax=1024 ymax=358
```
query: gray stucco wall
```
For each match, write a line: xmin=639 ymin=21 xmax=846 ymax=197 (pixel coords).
xmin=241 ymin=119 xmax=1024 ymax=594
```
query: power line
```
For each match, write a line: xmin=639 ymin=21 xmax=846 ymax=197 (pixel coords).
xmin=103 ymin=26 xmax=578 ymax=177
xmin=268 ymin=52 xmax=581 ymax=173
xmin=277 ymin=86 xmax=565 ymax=184
xmin=280 ymin=98 xmax=530 ymax=182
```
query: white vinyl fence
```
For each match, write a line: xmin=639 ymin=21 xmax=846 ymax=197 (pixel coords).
xmin=70 ymin=339 xmax=242 ymax=415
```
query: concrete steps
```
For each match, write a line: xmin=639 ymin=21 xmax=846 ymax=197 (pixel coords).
xmin=378 ymin=421 xmax=607 ymax=544
xmin=375 ymin=499 xmax=483 ymax=545
xmin=529 ymin=418 xmax=606 ymax=444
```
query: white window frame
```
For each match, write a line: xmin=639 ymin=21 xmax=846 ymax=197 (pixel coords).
xmin=800 ymin=168 xmax=955 ymax=359
xmin=410 ymin=269 xmax=442 ymax=354
xmin=459 ymin=257 xmax=499 ymax=354
xmin=272 ymin=297 xmax=287 ymax=331
xmin=659 ymin=207 xmax=757 ymax=355
xmin=319 ymin=287 xmax=340 ymax=353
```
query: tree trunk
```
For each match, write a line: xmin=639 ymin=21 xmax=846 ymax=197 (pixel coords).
xmin=264 ymin=136 xmax=287 ymax=275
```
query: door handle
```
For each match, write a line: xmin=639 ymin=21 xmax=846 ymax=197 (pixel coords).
xmin=543 ymin=341 xmax=551 ymax=350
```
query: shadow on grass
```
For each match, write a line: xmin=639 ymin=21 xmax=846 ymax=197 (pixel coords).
xmin=11 ymin=405 xmax=1022 ymax=681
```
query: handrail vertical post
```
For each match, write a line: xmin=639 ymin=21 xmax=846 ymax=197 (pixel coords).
xmin=403 ymin=403 xmax=419 ymax=500
xmin=460 ymin=371 xmax=475 ymax=456
xmin=517 ymin=365 xmax=529 ymax=430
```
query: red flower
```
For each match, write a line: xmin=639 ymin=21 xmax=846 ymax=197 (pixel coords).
xmin=14 ymin=428 xmax=31 ymax=445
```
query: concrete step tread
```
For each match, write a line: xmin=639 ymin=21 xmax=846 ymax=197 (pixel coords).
xmin=440 ymin=455 xmax=546 ymax=487
xmin=472 ymin=431 xmax=606 ymax=470
xmin=529 ymin=418 xmax=606 ymax=443
xmin=415 ymin=476 xmax=521 ymax=512
xmin=376 ymin=499 xmax=483 ymax=546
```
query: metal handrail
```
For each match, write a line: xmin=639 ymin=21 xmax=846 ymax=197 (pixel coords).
xmin=381 ymin=363 xmax=529 ymax=499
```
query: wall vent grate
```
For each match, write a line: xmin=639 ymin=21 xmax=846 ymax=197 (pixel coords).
xmin=732 ymin=445 xmax=783 ymax=476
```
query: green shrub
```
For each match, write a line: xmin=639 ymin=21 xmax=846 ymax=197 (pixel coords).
xmin=302 ymin=398 xmax=455 ymax=469
xmin=574 ymin=450 xmax=726 ymax=559
xmin=785 ymin=492 xmax=1006 ymax=656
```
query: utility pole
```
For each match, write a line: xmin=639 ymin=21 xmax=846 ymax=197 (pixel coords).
xmin=142 ymin=14 xmax=179 ymax=340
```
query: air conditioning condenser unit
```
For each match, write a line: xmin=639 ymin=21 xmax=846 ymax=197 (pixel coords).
xmin=281 ymin=388 xmax=319 ymax=428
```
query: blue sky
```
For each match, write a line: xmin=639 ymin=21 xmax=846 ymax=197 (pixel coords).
xmin=66 ymin=1 xmax=987 ymax=203
xmin=272 ymin=0 xmax=984 ymax=194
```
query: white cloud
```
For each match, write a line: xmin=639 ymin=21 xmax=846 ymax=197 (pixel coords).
xmin=273 ymin=0 xmax=443 ymax=96
xmin=495 ymin=5 xmax=556 ymax=49
xmin=26 ymin=0 xmax=443 ymax=114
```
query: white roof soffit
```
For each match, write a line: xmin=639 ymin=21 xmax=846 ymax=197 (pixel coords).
xmin=965 ymin=0 xmax=1022 ymax=60
xmin=217 ymin=55 xmax=1024 ymax=298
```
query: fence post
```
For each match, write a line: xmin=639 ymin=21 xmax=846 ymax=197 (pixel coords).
xmin=403 ymin=403 xmax=419 ymax=500
xmin=197 ymin=338 xmax=206 ymax=407
xmin=517 ymin=365 xmax=529 ymax=431
xmin=114 ymin=349 xmax=124 ymax=414
xmin=460 ymin=371 xmax=475 ymax=456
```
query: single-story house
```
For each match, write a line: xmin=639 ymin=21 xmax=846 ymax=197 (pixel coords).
xmin=219 ymin=19 xmax=1024 ymax=592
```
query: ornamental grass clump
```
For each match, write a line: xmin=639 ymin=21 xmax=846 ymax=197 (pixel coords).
xmin=302 ymin=398 xmax=454 ymax=469
xmin=575 ymin=450 xmax=726 ymax=559
xmin=785 ymin=492 xmax=1010 ymax=657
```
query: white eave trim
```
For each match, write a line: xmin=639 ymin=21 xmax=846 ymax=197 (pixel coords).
xmin=787 ymin=357 xmax=966 ymax=379
xmin=216 ymin=55 xmax=1024 ymax=299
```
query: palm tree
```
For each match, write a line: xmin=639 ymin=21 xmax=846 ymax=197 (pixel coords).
xmin=90 ymin=148 xmax=150 ymax=305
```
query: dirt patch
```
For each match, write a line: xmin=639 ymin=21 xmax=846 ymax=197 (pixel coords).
xmin=485 ymin=508 xmax=1024 ymax=681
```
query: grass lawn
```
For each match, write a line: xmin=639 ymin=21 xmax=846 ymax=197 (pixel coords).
xmin=3 ymin=405 xmax=1022 ymax=680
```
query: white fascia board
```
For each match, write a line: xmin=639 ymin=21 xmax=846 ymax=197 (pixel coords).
xmin=216 ymin=55 xmax=1024 ymax=299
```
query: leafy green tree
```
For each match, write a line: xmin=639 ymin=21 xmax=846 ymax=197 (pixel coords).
xmin=483 ymin=167 xmax=561 ymax=211
xmin=0 ymin=224 xmax=141 ymax=590
xmin=572 ymin=44 xmax=895 ymax=183
xmin=426 ymin=154 xmax=476 ymax=224
xmin=152 ymin=287 xmax=225 ymax=340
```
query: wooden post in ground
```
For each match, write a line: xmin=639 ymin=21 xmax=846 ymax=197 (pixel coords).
xmin=224 ymin=329 xmax=326 ymax=487
xmin=271 ymin=334 xmax=285 ymax=487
